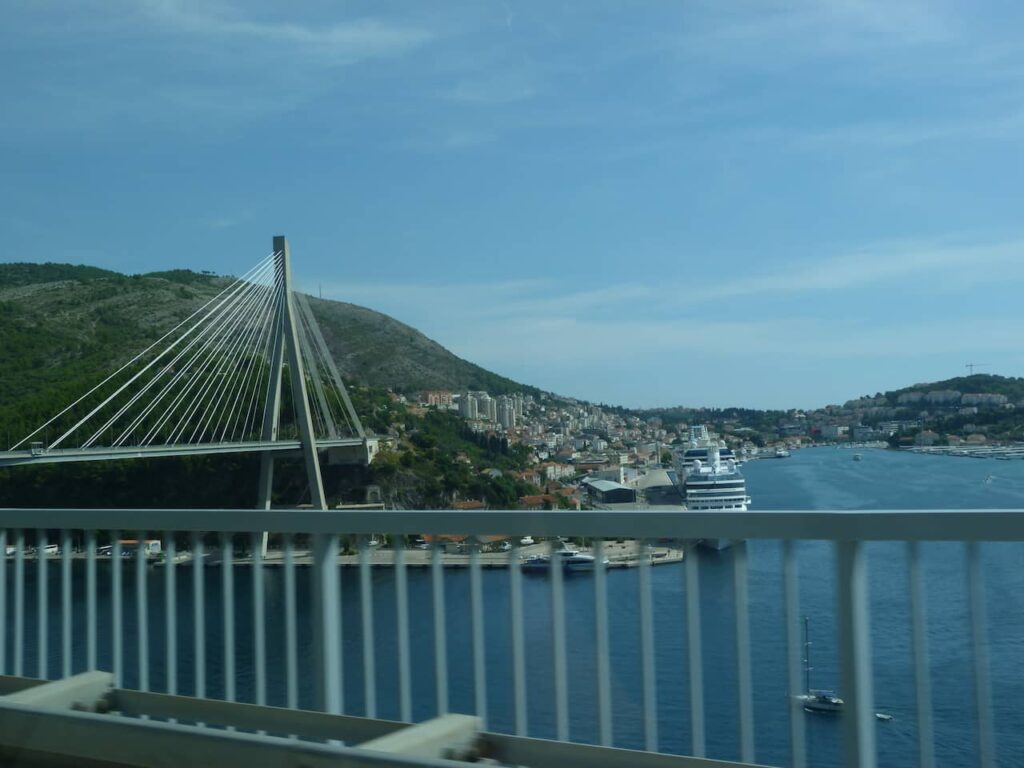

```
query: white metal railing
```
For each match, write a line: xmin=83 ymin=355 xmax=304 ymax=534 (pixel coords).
xmin=0 ymin=508 xmax=1020 ymax=768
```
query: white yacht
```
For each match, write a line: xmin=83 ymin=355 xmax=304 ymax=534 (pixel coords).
xmin=521 ymin=544 xmax=607 ymax=572
xmin=681 ymin=440 xmax=751 ymax=551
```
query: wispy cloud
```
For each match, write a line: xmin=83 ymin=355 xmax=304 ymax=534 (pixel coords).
xmin=307 ymin=232 xmax=1024 ymax=403
xmin=1 ymin=1 xmax=437 ymax=139
xmin=686 ymin=0 xmax=955 ymax=56
xmin=440 ymin=73 xmax=536 ymax=105
xmin=443 ymin=130 xmax=497 ymax=149
xmin=324 ymin=235 xmax=1024 ymax=321
xmin=794 ymin=110 xmax=1024 ymax=149
xmin=135 ymin=0 xmax=433 ymax=63
xmin=690 ymin=237 xmax=1024 ymax=301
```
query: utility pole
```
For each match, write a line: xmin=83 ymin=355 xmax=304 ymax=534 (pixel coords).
xmin=965 ymin=363 xmax=990 ymax=375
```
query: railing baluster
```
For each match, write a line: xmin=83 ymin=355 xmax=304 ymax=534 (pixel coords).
xmin=13 ymin=530 xmax=23 ymax=677
xmin=37 ymin=529 xmax=48 ymax=680
xmin=136 ymin=537 xmax=148 ymax=692
xmin=685 ymin=541 xmax=705 ymax=757
xmin=733 ymin=539 xmax=754 ymax=763
xmin=469 ymin=536 xmax=486 ymax=729
xmin=0 ymin=530 xmax=6 ymax=675
xmin=283 ymin=535 xmax=298 ymax=710
xmin=112 ymin=534 xmax=122 ymax=687
xmin=639 ymin=539 xmax=658 ymax=752
xmin=593 ymin=539 xmax=612 ymax=747
xmin=191 ymin=532 xmax=205 ymax=699
xmin=783 ymin=540 xmax=807 ymax=768
xmin=509 ymin=542 xmax=527 ymax=736
xmin=221 ymin=533 xmax=235 ymax=702
xmin=312 ymin=533 xmax=342 ymax=714
xmin=251 ymin=532 xmax=265 ymax=706
xmin=61 ymin=529 xmax=72 ymax=679
xmin=86 ymin=531 xmax=97 ymax=671
xmin=907 ymin=542 xmax=934 ymax=768
xmin=967 ymin=541 xmax=994 ymax=768
xmin=360 ymin=536 xmax=376 ymax=718
xmin=165 ymin=534 xmax=177 ymax=695
xmin=432 ymin=541 xmax=448 ymax=716
xmin=550 ymin=539 xmax=569 ymax=742
xmin=395 ymin=536 xmax=412 ymax=722
xmin=836 ymin=540 xmax=876 ymax=768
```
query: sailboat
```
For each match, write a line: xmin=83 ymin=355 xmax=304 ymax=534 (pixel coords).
xmin=795 ymin=617 xmax=844 ymax=713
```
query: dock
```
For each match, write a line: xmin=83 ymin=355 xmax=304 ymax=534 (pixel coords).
xmin=10 ymin=539 xmax=685 ymax=569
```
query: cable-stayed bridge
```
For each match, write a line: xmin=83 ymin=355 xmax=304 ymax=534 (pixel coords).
xmin=0 ymin=235 xmax=376 ymax=512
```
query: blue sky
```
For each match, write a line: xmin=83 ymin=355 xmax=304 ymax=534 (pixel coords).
xmin=3 ymin=1 xmax=1024 ymax=409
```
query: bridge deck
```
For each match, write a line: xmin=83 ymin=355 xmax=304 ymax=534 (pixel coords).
xmin=0 ymin=438 xmax=371 ymax=467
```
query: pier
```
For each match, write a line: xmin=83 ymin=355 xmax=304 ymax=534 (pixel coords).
xmin=13 ymin=538 xmax=686 ymax=569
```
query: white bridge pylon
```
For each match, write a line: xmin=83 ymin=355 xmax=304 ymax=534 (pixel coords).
xmin=1 ymin=236 xmax=373 ymax=509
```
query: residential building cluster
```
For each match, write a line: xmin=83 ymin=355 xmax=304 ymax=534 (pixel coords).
xmin=415 ymin=389 xmax=685 ymax=510
xmin=773 ymin=388 xmax=1020 ymax=447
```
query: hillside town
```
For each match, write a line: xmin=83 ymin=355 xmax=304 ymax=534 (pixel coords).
xmin=387 ymin=379 xmax=1024 ymax=510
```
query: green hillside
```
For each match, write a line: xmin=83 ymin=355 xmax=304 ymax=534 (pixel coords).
xmin=881 ymin=374 xmax=1024 ymax=403
xmin=0 ymin=262 xmax=122 ymax=287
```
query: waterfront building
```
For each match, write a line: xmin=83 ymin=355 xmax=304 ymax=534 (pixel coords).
xmin=819 ymin=424 xmax=849 ymax=440
xmin=583 ymin=478 xmax=637 ymax=505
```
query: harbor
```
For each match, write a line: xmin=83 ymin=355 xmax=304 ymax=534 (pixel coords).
xmin=903 ymin=444 xmax=1024 ymax=459
xmin=7 ymin=538 xmax=685 ymax=570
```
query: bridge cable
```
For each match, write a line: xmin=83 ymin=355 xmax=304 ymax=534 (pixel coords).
xmin=191 ymin=276 xmax=280 ymax=444
xmin=97 ymin=260 xmax=277 ymax=448
xmin=115 ymin=258 xmax=278 ymax=447
xmin=98 ymin=273 xmax=273 ymax=447
xmin=66 ymin=256 xmax=277 ymax=450
xmin=11 ymin=253 xmax=278 ymax=451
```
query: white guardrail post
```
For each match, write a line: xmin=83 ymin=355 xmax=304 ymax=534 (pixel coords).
xmin=311 ymin=532 xmax=342 ymax=714
xmin=836 ymin=540 xmax=876 ymax=768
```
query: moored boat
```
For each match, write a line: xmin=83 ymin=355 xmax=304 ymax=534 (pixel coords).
xmin=521 ymin=545 xmax=607 ymax=572
xmin=796 ymin=616 xmax=844 ymax=714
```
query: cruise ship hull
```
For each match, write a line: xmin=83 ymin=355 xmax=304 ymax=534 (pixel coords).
xmin=699 ymin=537 xmax=734 ymax=551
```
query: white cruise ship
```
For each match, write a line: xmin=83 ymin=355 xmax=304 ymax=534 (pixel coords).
xmin=679 ymin=427 xmax=751 ymax=551
xmin=679 ymin=425 xmax=740 ymax=470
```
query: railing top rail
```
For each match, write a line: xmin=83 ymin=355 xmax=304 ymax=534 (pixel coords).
xmin=1 ymin=508 xmax=1024 ymax=541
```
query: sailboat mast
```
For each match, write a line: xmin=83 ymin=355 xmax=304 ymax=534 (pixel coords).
xmin=803 ymin=615 xmax=812 ymax=694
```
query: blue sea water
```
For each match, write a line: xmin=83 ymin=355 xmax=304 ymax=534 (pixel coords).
xmin=4 ymin=446 xmax=1024 ymax=766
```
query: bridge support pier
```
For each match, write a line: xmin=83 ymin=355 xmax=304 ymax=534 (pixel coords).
xmin=258 ymin=235 xmax=329 ymax=556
